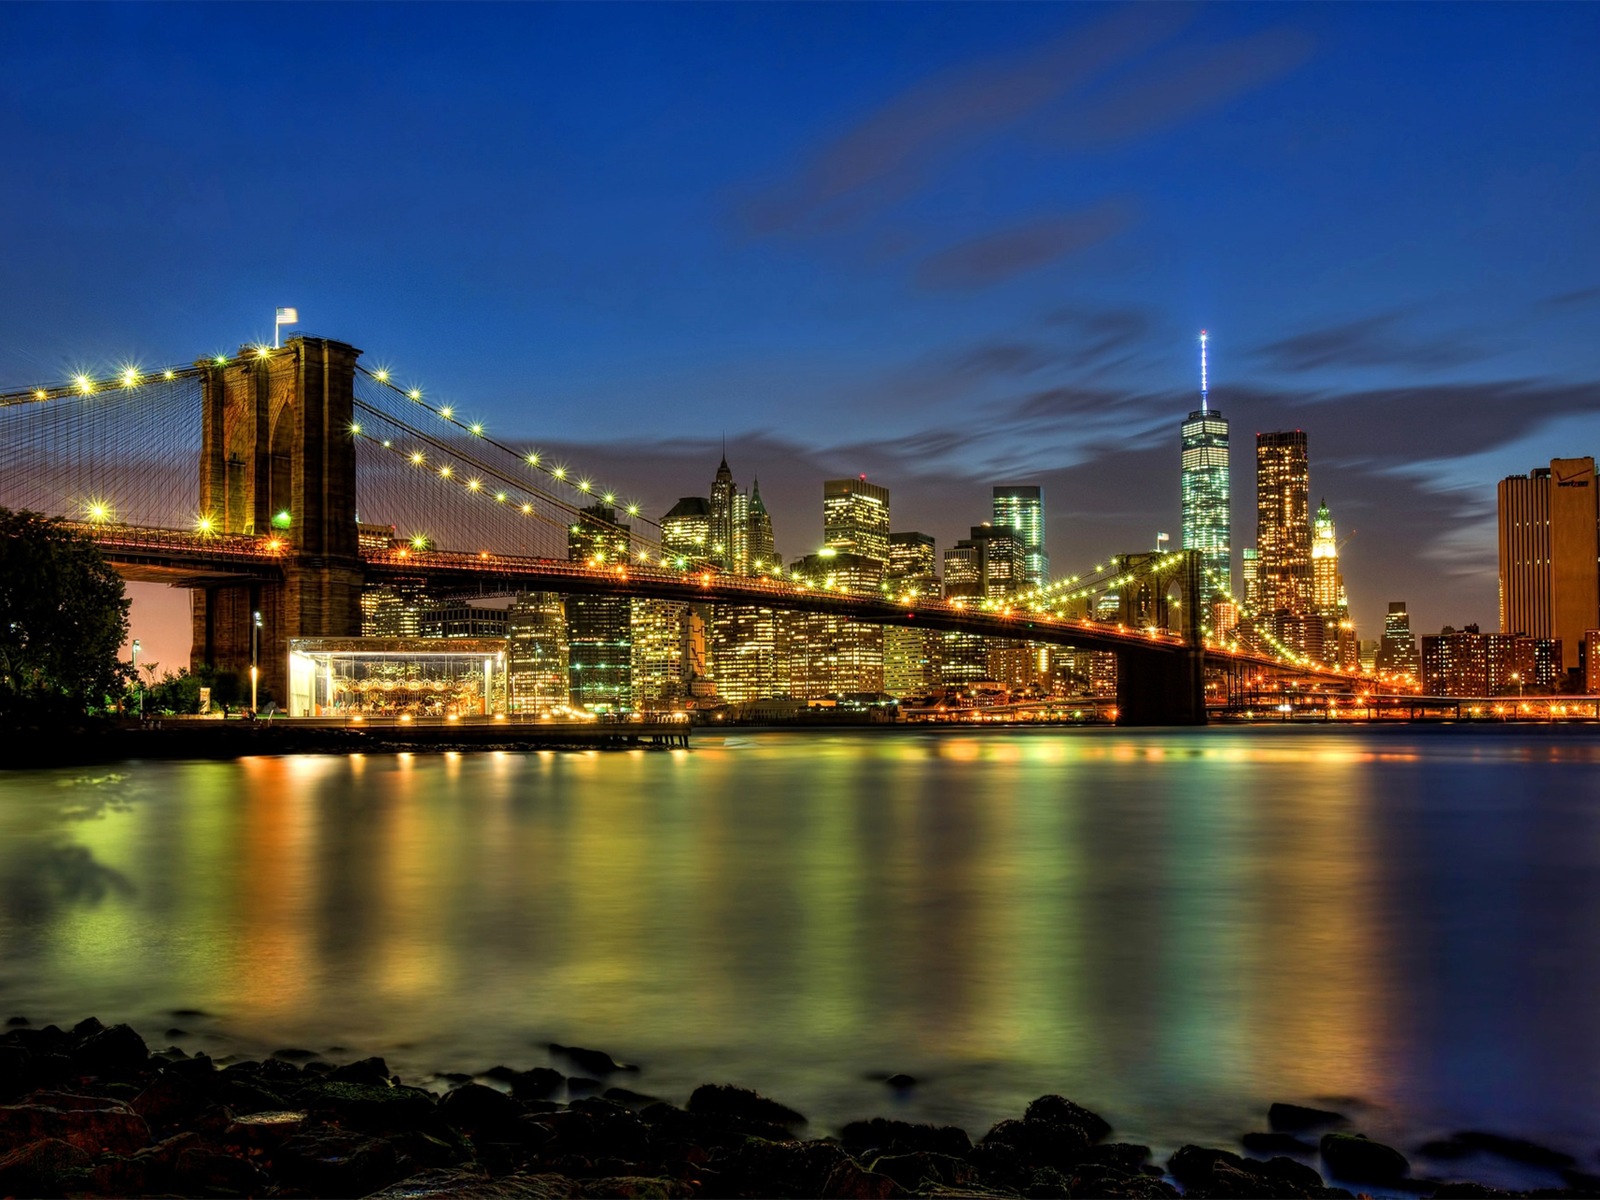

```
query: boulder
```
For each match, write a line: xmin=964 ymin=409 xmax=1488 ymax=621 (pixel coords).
xmin=0 ymin=1097 xmax=152 ymax=1155
xmin=820 ymin=1159 xmax=903 ymax=1199
xmin=1319 ymin=1132 xmax=1409 ymax=1184
xmin=297 ymin=1080 xmax=438 ymax=1133
xmin=580 ymin=1177 xmax=684 ymax=1198
xmin=73 ymin=1022 xmax=148 ymax=1078
xmin=685 ymin=1082 xmax=806 ymax=1127
xmin=1450 ymin=1130 xmax=1576 ymax=1168
xmin=549 ymin=1043 xmax=638 ymax=1075
xmin=1025 ymin=1094 xmax=1113 ymax=1144
xmin=884 ymin=1073 xmax=916 ymax=1089
xmin=840 ymin=1117 xmax=972 ymax=1158
xmin=1269 ymin=1102 xmax=1347 ymax=1132
xmin=980 ymin=1117 xmax=1093 ymax=1168
xmin=438 ymin=1082 xmax=525 ymax=1140
xmin=1243 ymin=1131 xmax=1317 ymax=1155
xmin=0 ymin=1137 xmax=93 ymax=1195
xmin=275 ymin=1127 xmax=408 ymax=1195
xmin=511 ymin=1067 xmax=566 ymax=1101
xmin=707 ymin=1138 xmax=848 ymax=1198
xmin=869 ymin=1150 xmax=981 ymax=1191
xmin=174 ymin=1143 xmax=269 ymax=1192
xmin=328 ymin=1055 xmax=392 ymax=1084
xmin=368 ymin=1169 xmax=581 ymax=1199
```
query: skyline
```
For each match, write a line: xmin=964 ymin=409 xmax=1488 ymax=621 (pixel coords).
xmin=2 ymin=3 xmax=1598 ymax=667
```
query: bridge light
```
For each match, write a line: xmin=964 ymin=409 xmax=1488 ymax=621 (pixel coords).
xmin=374 ymin=369 xmax=390 ymax=383
xmin=121 ymin=367 xmax=140 ymax=387
xmin=33 ymin=388 xmax=46 ymax=400
xmin=74 ymin=374 xmax=93 ymax=394
xmin=439 ymin=406 xmax=453 ymax=420
xmin=578 ymin=479 xmax=592 ymax=492
xmin=349 ymin=422 xmax=362 ymax=435
xmin=272 ymin=510 xmax=292 ymax=528
xmin=495 ymin=491 xmax=507 ymax=502
xmin=195 ymin=514 xmax=216 ymax=535
xmin=603 ymin=492 xmax=614 ymax=504
xmin=467 ymin=478 xmax=481 ymax=491
xmin=626 ymin=504 xmax=639 ymax=516
xmin=470 ymin=423 xmax=484 ymax=436
xmin=255 ymin=346 xmax=271 ymax=360
xmin=439 ymin=466 xmax=452 ymax=478
xmin=526 ymin=452 xmax=540 ymax=465
xmin=163 ymin=369 xmax=175 ymax=380
xmin=409 ymin=388 xmax=421 ymax=400
xmin=411 ymin=451 xmax=425 ymax=465
xmin=521 ymin=503 xmax=533 ymax=514
xmin=381 ymin=439 xmax=391 ymax=448
xmin=552 ymin=467 xmax=566 ymax=480
xmin=411 ymin=534 xmax=429 ymax=550
xmin=214 ymin=355 xmax=228 ymax=366
xmin=86 ymin=501 xmax=110 ymax=523
xmin=266 ymin=537 xmax=284 ymax=551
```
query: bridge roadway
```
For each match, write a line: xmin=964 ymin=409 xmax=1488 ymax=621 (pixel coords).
xmin=81 ymin=523 xmax=1357 ymax=687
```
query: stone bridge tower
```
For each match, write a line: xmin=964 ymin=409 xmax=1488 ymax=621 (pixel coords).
xmin=1114 ymin=548 xmax=1207 ymax=725
xmin=191 ymin=337 xmax=364 ymax=706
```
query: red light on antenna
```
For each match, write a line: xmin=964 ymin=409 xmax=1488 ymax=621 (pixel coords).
xmin=859 ymin=474 xmax=866 ymax=482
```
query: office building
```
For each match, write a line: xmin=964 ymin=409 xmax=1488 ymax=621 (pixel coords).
xmin=1311 ymin=499 xmax=1358 ymax=667
xmin=787 ymin=551 xmax=884 ymax=697
xmin=1499 ymin=457 xmax=1600 ymax=673
xmin=419 ymin=598 xmax=511 ymax=639
xmin=1240 ymin=548 xmax=1260 ymax=611
xmin=824 ymin=477 xmax=890 ymax=566
xmin=507 ymin=592 xmax=569 ymax=713
xmin=1376 ymin=601 xmax=1421 ymax=679
xmin=748 ymin=478 xmax=777 ymax=570
xmin=566 ymin=502 xmax=632 ymax=710
xmin=992 ymin=486 xmax=1048 ymax=588
xmin=660 ymin=496 xmax=711 ymax=566
xmin=884 ymin=532 xmax=938 ymax=697
xmin=1181 ymin=336 xmax=1231 ymax=617
xmin=1256 ymin=431 xmax=1312 ymax=615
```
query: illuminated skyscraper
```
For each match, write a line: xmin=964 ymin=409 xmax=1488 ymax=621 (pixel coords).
xmin=748 ymin=478 xmax=776 ymax=570
xmin=708 ymin=454 xmax=738 ymax=571
xmin=992 ymin=486 xmax=1047 ymax=587
xmin=507 ymin=592 xmax=569 ymax=713
xmin=884 ymin=532 xmax=937 ymax=696
xmin=1499 ymin=457 xmax=1599 ymax=673
xmin=1256 ymin=431 xmax=1312 ymax=615
xmin=660 ymin=496 xmax=711 ymax=566
xmin=824 ymin=477 xmax=890 ymax=566
xmin=1240 ymin=548 xmax=1260 ymax=611
xmin=1376 ymin=601 xmax=1421 ymax=679
xmin=1311 ymin=499 xmax=1357 ymax=667
xmin=1181 ymin=332 xmax=1231 ymax=617
xmin=566 ymin=502 xmax=632 ymax=710
xmin=787 ymin=551 xmax=884 ymax=697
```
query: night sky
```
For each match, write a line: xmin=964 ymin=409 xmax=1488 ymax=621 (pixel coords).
xmin=2 ymin=2 xmax=1597 ymax=669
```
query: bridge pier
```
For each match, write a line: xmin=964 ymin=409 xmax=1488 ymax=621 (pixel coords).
xmin=189 ymin=338 xmax=364 ymax=706
xmin=1115 ymin=645 xmax=1207 ymax=726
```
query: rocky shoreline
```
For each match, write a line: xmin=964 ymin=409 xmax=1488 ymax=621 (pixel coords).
xmin=2 ymin=1017 xmax=1596 ymax=1199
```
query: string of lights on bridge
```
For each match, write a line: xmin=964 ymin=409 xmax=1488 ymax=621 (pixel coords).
xmin=2 ymin=348 xmax=1367 ymax=680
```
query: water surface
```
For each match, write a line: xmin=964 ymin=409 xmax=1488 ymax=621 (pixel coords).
xmin=2 ymin=726 xmax=1597 ymax=1190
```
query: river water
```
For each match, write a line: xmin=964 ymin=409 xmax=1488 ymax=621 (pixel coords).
xmin=2 ymin=726 xmax=1598 ymax=1191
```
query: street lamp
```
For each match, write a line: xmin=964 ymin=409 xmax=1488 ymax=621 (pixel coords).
xmin=132 ymin=639 xmax=142 ymax=717
xmin=251 ymin=610 xmax=262 ymax=713
xmin=1511 ymin=671 xmax=1523 ymax=698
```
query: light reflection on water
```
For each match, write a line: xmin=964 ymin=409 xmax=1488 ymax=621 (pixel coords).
xmin=2 ymin=726 xmax=1599 ymax=1188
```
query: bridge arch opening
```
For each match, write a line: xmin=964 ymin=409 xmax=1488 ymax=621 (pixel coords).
xmin=268 ymin=398 xmax=294 ymax=535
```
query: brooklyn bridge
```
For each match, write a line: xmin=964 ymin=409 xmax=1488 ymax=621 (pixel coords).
xmin=0 ymin=335 xmax=1365 ymax=724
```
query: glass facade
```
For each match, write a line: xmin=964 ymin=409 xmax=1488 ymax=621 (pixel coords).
xmin=1181 ymin=408 xmax=1231 ymax=618
xmin=992 ymin=486 xmax=1047 ymax=587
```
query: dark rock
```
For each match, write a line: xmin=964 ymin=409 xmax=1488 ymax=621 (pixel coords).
xmin=272 ymin=1046 xmax=321 ymax=1061
xmin=538 ymin=1101 xmax=651 ymax=1163
xmin=1077 ymin=1143 xmax=1155 ymax=1172
xmin=686 ymin=1082 xmax=807 ymax=1127
xmin=582 ymin=1177 xmax=684 ymax=1198
xmin=1023 ymin=1165 xmax=1071 ymax=1198
xmin=1244 ymin=1130 xmax=1318 ymax=1155
xmin=4 ymin=1017 xmax=28 ymax=1027
xmin=71 ymin=1016 xmax=106 ymax=1041
xmin=0 ymin=1045 xmax=25 ymax=1100
xmin=1065 ymin=1162 xmax=1180 ymax=1198
xmin=1169 ymin=1145 xmax=1254 ymax=1190
xmin=171 ymin=1008 xmax=208 ymax=1018
xmin=439 ymin=1082 xmax=525 ymax=1140
xmin=1451 ymin=1130 xmax=1577 ymax=1168
xmin=255 ymin=1055 xmax=304 ymax=1083
xmin=368 ymin=1167 xmax=585 ymax=1199
xmin=869 ymin=1149 xmax=981 ymax=1191
xmin=1419 ymin=1137 xmax=1477 ymax=1159
xmin=481 ymin=1065 xmax=521 ymax=1082
xmin=980 ymin=1117 xmax=1093 ymax=1168
xmin=1025 ymin=1094 xmax=1114 ymax=1144
xmin=330 ymin=1054 xmax=393 ymax=1085
xmin=223 ymin=1108 xmax=310 ymax=1151
xmin=301 ymin=1059 xmax=335 ymax=1076
xmin=884 ymin=1073 xmax=916 ymax=1088
xmin=707 ymin=1138 xmax=848 ymax=1198
xmin=217 ymin=1076 xmax=290 ymax=1115
xmin=1319 ymin=1132 xmax=1410 ymax=1184
xmin=549 ymin=1042 xmax=638 ymax=1075
xmin=0 ymin=1097 xmax=152 ymax=1154
xmin=1270 ymin=1102 xmax=1348 ymax=1132
xmin=568 ymin=1075 xmax=605 ymax=1096
xmin=162 ymin=1052 xmax=217 ymax=1083
xmin=298 ymin=1080 xmax=439 ymax=1133
xmin=132 ymin=1071 xmax=210 ymax=1129
xmin=511 ymin=1067 xmax=566 ymax=1101
xmin=165 ymin=1027 xmax=186 ymax=1038
xmin=820 ymin=1158 xmax=903 ymax=1199
xmin=72 ymin=1023 xmax=149 ymax=1079
xmin=174 ymin=1143 xmax=269 ymax=1192
xmin=20 ymin=1051 xmax=73 ymax=1091
xmin=1249 ymin=1154 xmax=1327 ymax=1191
xmin=276 ymin=1127 xmax=407 ymax=1195
xmin=840 ymin=1117 xmax=972 ymax=1159
xmin=0 ymin=1137 xmax=94 ymax=1195
xmin=604 ymin=1086 xmax=661 ymax=1108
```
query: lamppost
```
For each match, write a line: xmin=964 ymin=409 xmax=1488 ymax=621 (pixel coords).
xmin=1511 ymin=670 xmax=1523 ymax=698
xmin=132 ymin=639 xmax=142 ymax=717
xmin=250 ymin=610 xmax=262 ymax=713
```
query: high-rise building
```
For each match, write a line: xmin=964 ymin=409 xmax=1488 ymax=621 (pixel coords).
xmin=965 ymin=525 xmax=1026 ymax=599
xmin=1421 ymin=625 xmax=1562 ymax=697
xmin=1256 ymin=431 xmax=1312 ymax=616
xmin=566 ymin=502 xmax=632 ymax=710
xmin=937 ymin=541 xmax=990 ymax=690
xmin=1311 ymin=499 xmax=1358 ymax=667
xmin=748 ymin=478 xmax=777 ymax=571
xmin=992 ymin=486 xmax=1047 ymax=588
xmin=787 ymin=551 xmax=884 ymax=697
xmin=1498 ymin=457 xmax=1600 ymax=674
xmin=709 ymin=455 xmax=738 ymax=572
xmin=1240 ymin=548 xmax=1260 ymax=611
xmin=661 ymin=496 xmax=711 ymax=566
xmin=507 ymin=592 xmax=569 ymax=713
xmin=823 ymin=477 xmax=890 ymax=566
xmin=1181 ymin=332 xmax=1231 ymax=616
xmin=884 ymin=532 xmax=938 ymax=696
xmin=704 ymin=459 xmax=788 ymax=698
xmin=1376 ymin=601 xmax=1421 ymax=679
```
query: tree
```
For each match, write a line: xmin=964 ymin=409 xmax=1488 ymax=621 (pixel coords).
xmin=0 ymin=508 xmax=131 ymax=715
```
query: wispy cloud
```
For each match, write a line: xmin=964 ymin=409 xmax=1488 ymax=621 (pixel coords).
xmin=914 ymin=203 xmax=1132 ymax=289
xmin=1254 ymin=312 xmax=1493 ymax=373
xmin=1542 ymin=285 xmax=1600 ymax=309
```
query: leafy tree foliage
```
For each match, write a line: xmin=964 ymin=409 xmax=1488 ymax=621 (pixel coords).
xmin=0 ymin=508 xmax=131 ymax=715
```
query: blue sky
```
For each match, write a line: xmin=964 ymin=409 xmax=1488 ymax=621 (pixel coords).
xmin=2 ymin=2 xmax=1597 ymax=664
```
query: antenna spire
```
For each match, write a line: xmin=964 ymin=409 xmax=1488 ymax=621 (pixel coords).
xmin=1199 ymin=330 xmax=1209 ymax=414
